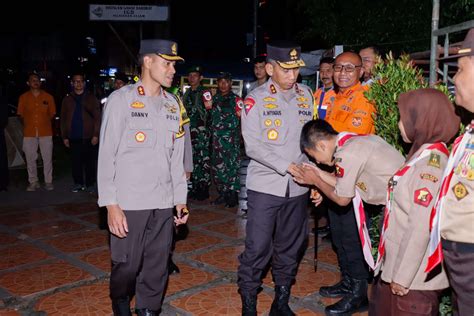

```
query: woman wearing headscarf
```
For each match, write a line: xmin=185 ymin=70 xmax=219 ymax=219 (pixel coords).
xmin=370 ymin=88 xmax=460 ymax=315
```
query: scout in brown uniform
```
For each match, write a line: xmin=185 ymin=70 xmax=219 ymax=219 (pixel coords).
xmin=293 ymin=119 xmax=404 ymax=315
xmin=370 ymin=89 xmax=460 ymax=315
xmin=426 ymin=29 xmax=474 ymax=315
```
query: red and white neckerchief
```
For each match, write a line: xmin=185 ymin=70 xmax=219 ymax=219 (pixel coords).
xmin=375 ymin=143 xmax=449 ymax=270
xmin=426 ymin=126 xmax=473 ymax=273
xmin=337 ymin=132 xmax=376 ymax=268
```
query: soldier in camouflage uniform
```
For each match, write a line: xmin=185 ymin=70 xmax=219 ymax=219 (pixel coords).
xmin=210 ymin=72 xmax=242 ymax=207
xmin=183 ymin=66 xmax=212 ymax=200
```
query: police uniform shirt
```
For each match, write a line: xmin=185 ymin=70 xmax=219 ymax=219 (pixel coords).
xmin=334 ymin=135 xmax=404 ymax=205
xmin=97 ymin=82 xmax=187 ymax=210
xmin=381 ymin=143 xmax=449 ymax=290
xmin=441 ymin=132 xmax=474 ymax=244
xmin=242 ymin=78 xmax=314 ymax=198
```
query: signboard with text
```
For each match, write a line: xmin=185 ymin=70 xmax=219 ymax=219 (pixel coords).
xmin=89 ymin=4 xmax=169 ymax=21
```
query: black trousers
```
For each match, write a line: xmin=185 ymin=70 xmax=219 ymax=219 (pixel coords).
xmin=237 ymin=190 xmax=308 ymax=295
xmin=110 ymin=208 xmax=173 ymax=310
xmin=442 ymin=239 xmax=474 ymax=316
xmin=70 ymin=139 xmax=96 ymax=187
xmin=328 ymin=203 xmax=369 ymax=280
xmin=0 ymin=129 xmax=8 ymax=190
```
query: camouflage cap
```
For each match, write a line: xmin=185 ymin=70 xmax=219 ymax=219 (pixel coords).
xmin=217 ymin=72 xmax=232 ymax=81
xmin=187 ymin=66 xmax=203 ymax=74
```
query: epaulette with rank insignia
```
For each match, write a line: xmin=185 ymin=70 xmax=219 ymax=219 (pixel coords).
xmin=169 ymin=93 xmax=189 ymax=138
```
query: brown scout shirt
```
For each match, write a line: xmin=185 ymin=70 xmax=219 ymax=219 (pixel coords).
xmin=381 ymin=143 xmax=449 ymax=290
xmin=441 ymin=132 xmax=474 ymax=244
xmin=334 ymin=135 xmax=404 ymax=205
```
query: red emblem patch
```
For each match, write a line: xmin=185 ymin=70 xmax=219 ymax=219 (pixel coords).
xmin=335 ymin=164 xmax=344 ymax=178
xmin=414 ymin=188 xmax=433 ymax=207
xmin=244 ymin=97 xmax=255 ymax=115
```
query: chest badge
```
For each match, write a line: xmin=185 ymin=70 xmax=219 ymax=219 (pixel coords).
xmin=274 ymin=119 xmax=282 ymax=127
xmin=264 ymin=119 xmax=272 ymax=127
xmin=267 ymin=129 xmax=279 ymax=140
xmin=263 ymin=97 xmax=276 ymax=102
xmin=164 ymin=103 xmax=177 ymax=113
xmin=135 ymin=131 xmax=146 ymax=143
xmin=356 ymin=182 xmax=367 ymax=192
xmin=131 ymin=101 xmax=145 ymax=109
xmin=452 ymin=182 xmax=469 ymax=201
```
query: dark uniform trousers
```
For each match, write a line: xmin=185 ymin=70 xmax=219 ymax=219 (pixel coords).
xmin=70 ymin=138 xmax=96 ymax=187
xmin=110 ymin=208 xmax=173 ymax=310
xmin=369 ymin=277 xmax=441 ymax=316
xmin=238 ymin=190 xmax=308 ymax=295
xmin=442 ymin=239 xmax=474 ymax=316
xmin=328 ymin=203 xmax=369 ymax=280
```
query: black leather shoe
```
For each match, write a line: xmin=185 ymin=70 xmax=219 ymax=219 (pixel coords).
xmin=136 ymin=308 xmax=158 ymax=316
xmin=319 ymin=273 xmax=351 ymax=298
xmin=325 ymin=278 xmax=368 ymax=315
xmin=241 ymin=292 xmax=257 ymax=316
xmin=269 ymin=285 xmax=295 ymax=316
xmin=225 ymin=191 xmax=238 ymax=208
xmin=168 ymin=259 xmax=180 ymax=274
xmin=112 ymin=297 xmax=131 ymax=316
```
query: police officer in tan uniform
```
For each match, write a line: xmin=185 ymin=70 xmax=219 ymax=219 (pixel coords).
xmin=294 ymin=119 xmax=404 ymax=315
xmin=426 ymin=29 xmax=474 ymax=315
xmin=237 ymin=41 xmax=314 ymax=316
xmin=98 ymin=39 xmax=189 ymax=316
xmin=371 ymin=88 xmax=460 ymax=315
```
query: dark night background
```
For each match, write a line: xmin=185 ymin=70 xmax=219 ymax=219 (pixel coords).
xmin=0 ymin=0 xmax=473 ymax=108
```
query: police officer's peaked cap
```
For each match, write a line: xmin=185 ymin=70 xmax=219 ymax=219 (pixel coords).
xmin=139 ymin=39 xmax=184 ymax=62
xmin=267 ymin=41 xmax=305 ymax=69
xmin=217 ymin=72 xmax=232 ymax=81
xmin=187 ymin=66 xmax=203 ymax=74
xmin=439 ymin=28 xmax=474 ymax=60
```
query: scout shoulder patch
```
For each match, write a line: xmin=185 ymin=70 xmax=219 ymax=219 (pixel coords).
xmin=420 ymin=173 xmax=438 ymax=183
xmin=414 ymin=188 xmax=433 ymax=207
xmin=335 ymin=164 xmax=344 ymax=178
xmin=428 ymin=153 xmax=441 ymax=168
xmin=131 ymin=101 xmax=145 ymax=109
xmin=452 ymin=182 xmax=469 ymax=201
xmin=244 ymin=97 xmax=255 ymax=114
xmin=356 ymin=182 xmax=367 ymax=192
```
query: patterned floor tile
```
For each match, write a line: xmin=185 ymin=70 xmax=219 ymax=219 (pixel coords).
xmin=0 ymin=233 xmax=18 ymax=246
xmin=191 ymin=245 xmax=244 ymax=272
xmin=35 ymin=282 xmax=112 ymax=315
xmin=315 ymin=246 xmax=338 ymax=265
xmin=19 ymin=220 xmax=85 ymax=239
xmin=45 ymin=230 xmax=108 ymax=253
xmin=295 ymin=308 xmax=322 ymax=315
xmin=0 ymin=210 xmax=57 ymax=227
xmin=0 ymin=242 xmax=49 ymax=270
xmin=167 ymin=264 xmax=217 ymax=296
xmin=263 ymin=263 xmax=340 ymax=298
xmin=78 ymin=213 xmax=106 ymax=227
xmin=203 ymin=219 xmax=246 ymax=239
xmin=78 ymin=249 xmax=111 ymax=272
xmin=54 ymin=202 xmax=99 ymax=216
xmin=0 ymin=310 xmax=21 ymax=316
xmin=0 ymin=261 xmax=92 ymax=296
xmin=174 ymin=231 xmax=224 ymax=254
xmin=187 ymin=209 xmax=227 ymax=226
xmin=170 ymin=283 xmax=273 ymax=315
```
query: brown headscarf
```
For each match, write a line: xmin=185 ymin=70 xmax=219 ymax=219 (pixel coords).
xmin=397 ymin=88 xmax=460 ymax=159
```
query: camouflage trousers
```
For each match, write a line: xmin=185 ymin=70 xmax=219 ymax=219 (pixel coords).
xmin=211 ymin=131 xmax=241 ymax=193
xmin=191 ymin=128 xmax=211 ymax=189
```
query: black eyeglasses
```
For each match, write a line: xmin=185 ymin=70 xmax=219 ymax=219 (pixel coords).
xmin=333 ymin=64 xmax=362 ymax=73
